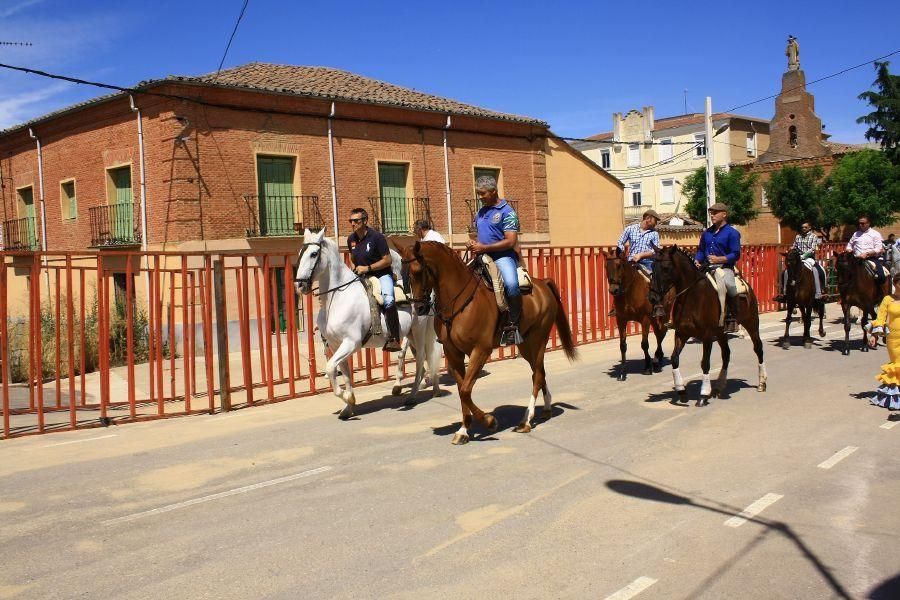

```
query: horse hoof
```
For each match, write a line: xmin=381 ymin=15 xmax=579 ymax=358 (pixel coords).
xmin=643 ymin=368 xmax=653 ymax=376
xmin=711 ymin=389 xmax=721 ymax=399
xmin=617 ymin=373 xmax=626 ymax=382
xmin=338 ymin=406 xmax=354 ymax=420
xmin=862 ymin=345 xmax=869 ymax=353
xmin=653 ymin=363 xmax=662 ymax=373
xmin=451 ymin=433 xmax=469 ymax=445
xmin=781 ymin=341 xmax=790 ymax=350
xmin=514 ymin=423 xmax=532 ymax=434
xmin=391 ymin=385 xmax=402 ymax=396
xmin=804 ymin=341 xmax=812 ymax=349
xmin=697 ymin=397 xmax=709 ymax=407
xmin=758 ymin=383 xmax=767 ymax=393
xmin=676 ymin=390 xmax=687 ymax=403
xmin=540 ymin=409 xmax=553 ymax=420
xmin=484 ymin=414 xmax=499 ymax=434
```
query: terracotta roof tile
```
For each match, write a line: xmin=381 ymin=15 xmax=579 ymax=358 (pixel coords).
xmin=174 ymin=63 xmax=546 ymax=126
xmin=585 ymin=112 xmax=768 ymax=142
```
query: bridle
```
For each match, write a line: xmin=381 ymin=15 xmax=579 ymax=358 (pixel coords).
xmin=649 ymin=250 xmax=707 ymax=316
xmin=402 ymin=250 xmax=480 ymax=329
xmin=294 ymin=241 xmax=361 ymax=297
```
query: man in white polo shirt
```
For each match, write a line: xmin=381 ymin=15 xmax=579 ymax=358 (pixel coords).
xmin=846 ymin=215 xmax=887 ymax=283
xmin=413 ymin=219 xmax=447 ymax=244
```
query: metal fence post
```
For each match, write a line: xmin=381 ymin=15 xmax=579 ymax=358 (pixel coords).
xmin=213 ymin=259 xmax=231 ymax=411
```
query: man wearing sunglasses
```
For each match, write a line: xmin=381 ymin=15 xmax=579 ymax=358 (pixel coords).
xmin=347 ymin=208 xmax=402 ymax=352
xmin=846 ymin=215 xmax=887 ymax=284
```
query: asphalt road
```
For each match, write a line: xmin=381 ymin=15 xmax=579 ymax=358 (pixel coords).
xmin=1 ymin=311 xmax=897 ymax=599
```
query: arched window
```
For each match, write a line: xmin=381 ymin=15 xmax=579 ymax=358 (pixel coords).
xmin=789 ymin=125 xmax=798 ymax=148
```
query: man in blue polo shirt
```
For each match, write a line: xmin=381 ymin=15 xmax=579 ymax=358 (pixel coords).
xmin=466 ymin=175 xmax=523 ymax=346
xmin=347 ymin=207 xmax=402 ymax=352
xmin=695 ymin=202 xmax=741 ymax=333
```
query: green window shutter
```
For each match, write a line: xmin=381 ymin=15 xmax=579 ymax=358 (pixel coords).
xmin=109 ymin=167 xmax=133 ymax=240
xmin=62 ymin=182 xmax=76 ymax=219
xmin=256 ymin=156 xmax=295 ymax=235
xmin=377 ymin=163 xmax=408 ymax=234
xmin=18 ymin=188 xmax=36 ymax=247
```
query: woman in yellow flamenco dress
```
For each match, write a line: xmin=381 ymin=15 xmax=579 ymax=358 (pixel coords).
xmin=867 ymin=273 xmax=900 ymax=418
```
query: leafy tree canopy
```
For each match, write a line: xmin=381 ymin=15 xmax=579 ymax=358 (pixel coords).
xmin=822 ymin=149 xmax=900 ymax=228
xmin=684 ymin=166 xmax=760 ymax=226
xmin=764 ymin=165 xmax=825 ymax=231
xmin=858 ymin=61 xmax=900 ymax=165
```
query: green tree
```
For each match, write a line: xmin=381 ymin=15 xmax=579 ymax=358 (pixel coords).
xmin=822 ymin=149 xmax=900 ymax=228
xmin=858 ymin=61 xmax=900 ymax=165
xmin=764 ymin=165 xmax=829 ymax=235
xmin=684 ymin=166 xmax=760 ymax=226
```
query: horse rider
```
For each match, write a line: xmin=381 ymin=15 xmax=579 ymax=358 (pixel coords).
xmin=466 ymin=174 xmax=523 ymax=346
xmin=413 ymin=219 xmax=447 ymax=244
xmin=608 ymin=209 xmax=660 ymax=317
xmin=774 ymin=221 xmax=826 ymax=302
xmin=347 ymin=207 xmax=402 ymax=352
xmin=695 ymin=202 xmax=741 ymax=333
xmin=846 ymin=215 xmax=887 ymax=284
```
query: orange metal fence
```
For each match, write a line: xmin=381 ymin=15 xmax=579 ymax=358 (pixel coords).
xmin=0 ymin=244 xmax=824 ymax=439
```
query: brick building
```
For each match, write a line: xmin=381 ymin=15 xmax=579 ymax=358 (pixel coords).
xmin=0 ymin=63 xmax=623 ymax=255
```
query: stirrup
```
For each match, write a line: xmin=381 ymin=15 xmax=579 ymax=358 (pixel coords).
xmin=501 ymin=326 xmax=524 ymax=346
xmin=773 ymin=294 xmax=786 ymax=303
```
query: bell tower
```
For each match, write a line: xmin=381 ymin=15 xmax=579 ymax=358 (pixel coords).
xmin=758 ymin=36 xmax=830 ymax=163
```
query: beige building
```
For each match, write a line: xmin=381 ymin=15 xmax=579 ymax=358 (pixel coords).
xmin=573 ymin=107 xmax=770 ymax=227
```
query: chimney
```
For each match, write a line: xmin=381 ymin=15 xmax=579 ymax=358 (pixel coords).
xmin=612 ymin=112 xmax=622 ymax=142
xmin=642 ymin=106 xmax=654 ymax=142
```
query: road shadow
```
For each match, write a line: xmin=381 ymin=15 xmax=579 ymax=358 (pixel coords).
xmin=868 ymin=573 xmax=900 ymax=599
xmin=606 ymin=479 xmax=852 ymax=599
xmin=644 ymin=378 xmax=753 ymax=405
xmin=339 ymin=390 xmax=434 ymax=418
xmin=431 ymin=402 xmax=580 ymax=441
xmin=604 ymin=358 xmax=665 ymax=380
xmin=434 ymin=369 xmax=490 ymax=386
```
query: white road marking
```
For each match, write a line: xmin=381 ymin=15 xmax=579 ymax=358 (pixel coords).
xmin=880 ymin=421 xmax=898 ymax=430
xmin=724 ymin=493 xmax=783 ymax=528
xmin=818 ymin=446 xmax=859 ymax=469
xmin=604 ymin=576 xmax=658 ymax=600
xmin=40 ymin=434 xmax=117 ymax=448
xmin=103 ymin=466 xmax=332 ymax=525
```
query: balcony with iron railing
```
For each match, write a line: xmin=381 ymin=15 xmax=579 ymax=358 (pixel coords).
xmin=245 ymin=195 xmax=323 ymax=237
xmin=89 ymin=202 xmax=142 ymax=247
xmin=2 ymin=217 xmax=39 ymax=251
xmin=367 ymin=196 xmax=431 ymax=235
xmin=465 ymin=199 xmax=521 ymax=233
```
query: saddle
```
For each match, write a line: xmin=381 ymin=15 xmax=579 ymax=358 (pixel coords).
xmin=705 ymin=269 xmax=751 ymax=327
xmin=476 ymin=255 xmax=533 ymax=311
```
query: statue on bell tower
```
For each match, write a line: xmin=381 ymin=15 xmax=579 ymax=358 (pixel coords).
xmin=786 ymin=35 xmax=800 ymax=71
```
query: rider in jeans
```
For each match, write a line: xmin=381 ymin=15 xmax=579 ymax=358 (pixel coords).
xmin=347 ymin=207 xmax=402 ymax=352
xmin=695 ymin=202 xmax=742 ymax=333
xmin=467 ymin=175 xmax=523 ymax=346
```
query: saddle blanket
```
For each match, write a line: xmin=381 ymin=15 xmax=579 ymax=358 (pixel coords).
xmin=705 ymin=270 xmax=751 ymax=327
xmin=367 ymin=276 xmax=410 ymax=306
xmin=480 ymin=255 xmax=533 ymax=312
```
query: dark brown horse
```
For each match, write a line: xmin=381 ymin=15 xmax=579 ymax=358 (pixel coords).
xmin=401 ymin=241 xmax=577 ymax=445
xmin=650 ymin=246 xmax=767 ymax=406
xmin=835 ymin=252 xmax=889 ymax=355
xmin=605 ymin=248 xmax=672 ymax=380
xmin=780 ymin=247 xmax=826 ymax=349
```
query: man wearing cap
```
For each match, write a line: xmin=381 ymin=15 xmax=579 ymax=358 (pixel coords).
xmin=617 ymin=209 xmax=661 ymax=274
xmin=695 ymin=202 xmax=742 ymax=333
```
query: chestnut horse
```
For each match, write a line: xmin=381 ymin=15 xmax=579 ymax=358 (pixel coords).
xmin=649 ymin=246 xmax=767 ymax=406
xmin=835 ymin=252 xmax=889 ymax=355
xmin=401 ymin=241 xmax=577 ymax=445
xmin=604 ymin=248 xmax=671 ymax=380
xmin=779 ymin=247 xmax=826 ymax=349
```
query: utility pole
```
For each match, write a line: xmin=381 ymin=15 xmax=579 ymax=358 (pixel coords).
xmin=704 ymin=96 xmax=716 ymax=227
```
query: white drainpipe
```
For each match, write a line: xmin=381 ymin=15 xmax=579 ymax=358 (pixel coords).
xmin=442 ymin=115 xmax=453 ymax=244
xmin=27 ymin=128 xmax=48 ymax=254
xmin=129 ymin=95 xmax=149 ymax=252
xmin=328 ymin=102 xmax=339 ymax=237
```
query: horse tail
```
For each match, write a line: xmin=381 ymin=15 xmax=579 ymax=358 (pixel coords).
xmin=546 ymin=279 xmax=578 ymax=361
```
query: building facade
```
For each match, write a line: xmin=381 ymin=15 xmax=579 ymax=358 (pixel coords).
xmin=573 ymin=107 xmax=770 ymax=226
xmin=0 ymin=63 xmax=623 ymax=257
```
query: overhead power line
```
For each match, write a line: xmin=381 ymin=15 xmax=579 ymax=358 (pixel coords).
xmin=0 ymin=41 xmax=32 ymax=46
xmin=212 ymin=0 xmax=250 ymax=82
xmin=724 ymin=48 xmax=900 ymax=113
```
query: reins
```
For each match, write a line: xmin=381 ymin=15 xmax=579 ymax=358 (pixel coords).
xmin=403 ymin=248 xmax=483 ymax=330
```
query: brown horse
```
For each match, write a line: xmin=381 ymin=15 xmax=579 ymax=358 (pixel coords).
xmin=401 ymin=241 xmax=577 ymax=445
xmin=835 ymin=252 xmax=888 ymax=355
xmin=604 ymin=248 xmax=671 ymax=380
xmin=779 ymin=247 xmax=826 ymax=349
xmin=650 ymin=246 xmax=767 ymax=406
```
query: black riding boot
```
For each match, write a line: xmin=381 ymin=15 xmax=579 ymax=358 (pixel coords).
xmin=725 ymin=295 xmax=739 ymax=333
xmin=383 ymin=304 xmax=402 ymax=352
xmin=501 ymin=294 xmax=525 ymax=346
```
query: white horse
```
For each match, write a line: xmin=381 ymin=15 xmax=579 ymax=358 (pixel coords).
xmin=294 ymin=229 xmax=440 ymax=419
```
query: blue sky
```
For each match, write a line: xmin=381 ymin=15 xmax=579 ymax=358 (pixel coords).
xmin=0 ymin=0 xmax=897 ymax=142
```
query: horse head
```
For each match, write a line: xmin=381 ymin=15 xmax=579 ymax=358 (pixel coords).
xmin=294 ymin=228 xmax=328 ymax=295
xmin=785 ymin=247 xmax=803 ymax=278
xmin=401 ymin=241 xmax=438 ymax=315
xmin=604 ymin=247 xmax=628 ymax=296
